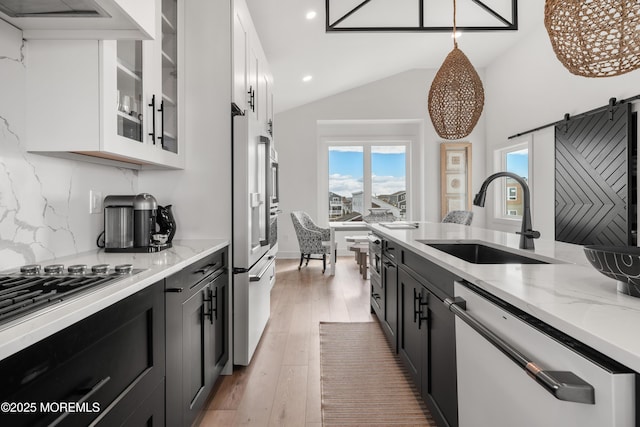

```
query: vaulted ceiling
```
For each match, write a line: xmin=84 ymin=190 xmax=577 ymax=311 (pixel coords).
xmin=246 ymin=0 xmax=545 ymax=113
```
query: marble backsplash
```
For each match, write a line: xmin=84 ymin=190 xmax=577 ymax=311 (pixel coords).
xmin=0 ymin=22 xmax=139 ymax=271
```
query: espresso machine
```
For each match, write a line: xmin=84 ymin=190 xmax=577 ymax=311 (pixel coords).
xmin=103 ymin=193 xmax=174 ymax=252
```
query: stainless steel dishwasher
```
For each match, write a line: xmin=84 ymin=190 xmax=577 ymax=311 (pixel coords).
xmin=448 ymin=281 xmax=636 ymax=427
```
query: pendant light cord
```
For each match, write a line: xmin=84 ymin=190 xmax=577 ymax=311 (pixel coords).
xmin=453 ymin=0 xmax=458 ymax=48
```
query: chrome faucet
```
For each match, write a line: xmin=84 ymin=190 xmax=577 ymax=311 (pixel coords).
xmin=473 ymin=171 xmax=540 ymax=250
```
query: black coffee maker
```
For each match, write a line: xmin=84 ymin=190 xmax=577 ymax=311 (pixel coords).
xmin=103 ymin=193 xmax=174 ymax=252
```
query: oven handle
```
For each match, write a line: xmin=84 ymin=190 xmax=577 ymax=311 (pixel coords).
xmin=444 ymin=297 xmax=595 ymax=405
xmin=249 ymin=256 xmax=276 ymax=282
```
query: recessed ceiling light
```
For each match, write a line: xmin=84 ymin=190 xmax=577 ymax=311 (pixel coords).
xmin=306 ymin=10 xmax=317 ymax=20
xmin=302 ymin=75 xmax=313 ymax=82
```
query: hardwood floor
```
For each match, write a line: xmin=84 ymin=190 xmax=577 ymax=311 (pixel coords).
xmin=198 ymin=256 xmax=373 ymax=426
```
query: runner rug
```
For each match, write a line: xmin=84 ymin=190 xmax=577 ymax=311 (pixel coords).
xmin=319 ymin=321 xmax=435 ymax=426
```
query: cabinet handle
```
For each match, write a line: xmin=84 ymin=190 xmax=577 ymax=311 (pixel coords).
xmin=195 ymin=262 xmax=220 ymax=276
xmin=203 ymin=287 xmax=218 ymax=324
xmin=148 ymin=94 xmax=156 ymax=144
xmin=165 ymin=287 xmax=183 ymax=293
xmin=48 ymin=376 xmax=111 ymax=427
xmin=248 ymin=85 xmax=255 ymax=111
xmin=418 ymin=293 xmax=429 ymax=329
xmin=212 ymin=287 xmax=218 ymax=320
xmin=157 ymin=99 xmax=164 ymax=148
xmin=413 ymin=289 xmax=428 ymax=329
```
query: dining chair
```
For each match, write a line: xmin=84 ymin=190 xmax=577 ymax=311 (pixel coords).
xmin=291 ymin=211 xmax=333 ymax=273
xmin=442 ymin=210 xmax=474 ymax=226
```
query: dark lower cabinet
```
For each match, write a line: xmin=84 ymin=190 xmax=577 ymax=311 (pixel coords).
xmin=398 ymin=267 xmax=428 ymax=388
xmin=426 ymin=288 xmax=458 ymax=427
xmin=398 ymin=248 xmax=459 ymax=427
xmin=165 ymin=247 xmax=229 ymax=427
xmin=0 ymin=280 xmax=165 ymax=427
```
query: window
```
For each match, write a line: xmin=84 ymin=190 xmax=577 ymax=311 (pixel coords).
xmin=494 ymin=140 xmax=530 ymax=220
xmin=327 ymin=143 xmax=408 ymax=222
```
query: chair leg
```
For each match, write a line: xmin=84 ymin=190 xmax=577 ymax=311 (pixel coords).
xmin=305 ymin=254 xmax=310 ymax=266
xmin=322 ymin=254 xmax=326 ymax=273
xmin=299 ymin=254 xmax=304 ymax=270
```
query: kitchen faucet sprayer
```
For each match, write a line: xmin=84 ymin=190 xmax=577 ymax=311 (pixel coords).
xmin=473 ymin=172 xmax=540 ymax=250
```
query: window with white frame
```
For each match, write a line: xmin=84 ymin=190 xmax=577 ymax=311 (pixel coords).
xmin=326 ymin=143 xmax=408 ymax=222
xmin=494 ymin=140 xmax=530 ymax=220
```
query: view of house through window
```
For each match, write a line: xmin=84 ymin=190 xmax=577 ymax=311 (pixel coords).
xmin=504 ymin=148 xmax=529 ymax=218
xmin=328 ymin=144 xmax=407 ymax=222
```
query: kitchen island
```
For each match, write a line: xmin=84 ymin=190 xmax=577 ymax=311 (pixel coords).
xmin=369 ymin=222 xmax=640 ymax=372
xmin=369 ymin=222 xmax=640 ymax=427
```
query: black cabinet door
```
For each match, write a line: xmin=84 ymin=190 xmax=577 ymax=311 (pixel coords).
xmin=165 ymin=247 xmax=229 ymax=427
xmin=382 ymin=256 xmax=398 ymax=352
xmin=424 ymin=290 xmax=458 ymax=427
xmin=182 ymin=282 xmax=210 ymax=427
xmin=398 ymin=267 xmax=428 ymax=390
xmin=210 ymin=270 xmax=229 ymax=381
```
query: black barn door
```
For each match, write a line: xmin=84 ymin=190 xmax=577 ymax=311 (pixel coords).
xmin=555 ymin=104 xmax=634 ymax=246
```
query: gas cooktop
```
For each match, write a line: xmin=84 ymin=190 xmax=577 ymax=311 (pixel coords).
xmin=0 ymin=263 xmax=145 ymax=326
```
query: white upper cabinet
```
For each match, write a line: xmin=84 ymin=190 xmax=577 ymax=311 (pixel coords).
xmin=0 ymin=0 xmax=157 ymax=40
xmin=232 ymin=10 xmax=248 ymax=114
xmin=24 ymin=0 xmax=184 ymax=170
xmin=232 ymin=0 xmax=273 ymax=136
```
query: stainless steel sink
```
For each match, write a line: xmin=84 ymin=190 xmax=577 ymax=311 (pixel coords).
xmin=418 ymin=241 xmax=552 ymax=264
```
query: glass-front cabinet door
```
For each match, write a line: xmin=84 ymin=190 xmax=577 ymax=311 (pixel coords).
xmin=98 ymin=0 xmax=183 ymax=168
xmin=161 ymin=0 xmax=178 ymax=154
xmin=116 ymin=40 xmax=144 ymax=143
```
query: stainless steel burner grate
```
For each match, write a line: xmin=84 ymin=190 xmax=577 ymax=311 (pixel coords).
xmin=0 ymin=264 xmax=144 ymax=325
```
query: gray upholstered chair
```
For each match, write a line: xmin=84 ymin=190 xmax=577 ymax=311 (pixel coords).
xmin=291 ymin=211 xmax=333 ymax=272
xmin=442 ymin=210 xmax=474 ymax=226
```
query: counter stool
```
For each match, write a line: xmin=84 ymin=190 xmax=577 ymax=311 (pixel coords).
xmin=345 ymin=236 xmax=369 ymax=263
xmin=347 ymin=242 xmax=369 ymax=279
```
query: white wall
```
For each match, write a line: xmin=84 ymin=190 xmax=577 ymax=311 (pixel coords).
xmin=275 ymin=68 xmax=487 ymax=258
xmin=138 ymin=0 xmax=232 ymax=242
xmin=0 ymin=21 xmax=138 ymax=271
xmin=484 ymin=26 xmax=640 ymax=238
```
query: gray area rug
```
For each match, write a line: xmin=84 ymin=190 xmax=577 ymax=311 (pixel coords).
xmin=319 ymin=321 xmax=434 ymax=426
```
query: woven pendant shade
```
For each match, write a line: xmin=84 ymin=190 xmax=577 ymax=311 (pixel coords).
xmin=545 ymin=0 xmax=640 ymax=77
xmin=428 ymin=45 xmax=484 ymax=140
xmin=428 ymin=0 xmax=484 ymax=140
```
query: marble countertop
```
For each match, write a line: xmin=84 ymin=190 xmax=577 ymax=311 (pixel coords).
xmin=369 ymin=222 xmax=640 ymax=373
xmin=0 ymin=239 xmax=229 ymax=362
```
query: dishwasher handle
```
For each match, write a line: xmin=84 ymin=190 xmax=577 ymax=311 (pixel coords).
xmin=445 ymin=297 xmax=595 ymax=405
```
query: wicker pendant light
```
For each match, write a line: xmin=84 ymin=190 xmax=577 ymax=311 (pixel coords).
xmin=428 ymin=0 xmax=485 ymax=140
xmin=545 ymin=0 xmax=640 ymax=77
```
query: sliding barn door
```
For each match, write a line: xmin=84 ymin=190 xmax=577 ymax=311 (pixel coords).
xmin=555 ymin=105 xmax=633 ymax=246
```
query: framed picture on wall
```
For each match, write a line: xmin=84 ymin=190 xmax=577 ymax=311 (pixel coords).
xmin=440 ymin=142 xmax=472 ymax=219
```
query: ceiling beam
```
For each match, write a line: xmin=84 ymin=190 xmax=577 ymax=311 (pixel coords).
xmin=326 ymin=0 xmax=518 ymax=33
